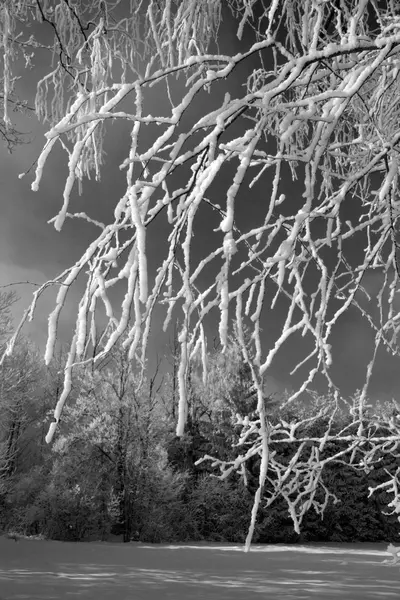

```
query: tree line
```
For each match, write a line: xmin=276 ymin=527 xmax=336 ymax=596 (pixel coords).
xmin=0 ymin=292 xmax=399 ymax=545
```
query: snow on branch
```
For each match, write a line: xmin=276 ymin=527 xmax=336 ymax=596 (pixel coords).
xmin=4 ymin=0 xmax=400 ymax=550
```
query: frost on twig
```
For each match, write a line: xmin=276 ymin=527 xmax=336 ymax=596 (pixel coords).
xmin=3 ymin=0 xmax=400 ymax=549
xmin=197 ymin=391 xmax=400 ymax=551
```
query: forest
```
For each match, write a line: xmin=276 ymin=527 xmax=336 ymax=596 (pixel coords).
xmin=1 ymin=289 xmax=399 ymax=546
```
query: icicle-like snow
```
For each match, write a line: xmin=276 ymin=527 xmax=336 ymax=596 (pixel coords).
xmin=129 ymin=186 xmax=148 ymax=304
xmin=45 ymin=336 xmax=76 ymax=444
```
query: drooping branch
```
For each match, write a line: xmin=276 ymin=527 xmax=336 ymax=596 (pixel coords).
xmin=3 ymin=0 xmax=400 ymax=551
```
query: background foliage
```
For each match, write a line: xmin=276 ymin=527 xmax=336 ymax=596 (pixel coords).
xmin=1 ymin=323 xmax=399 ymax=544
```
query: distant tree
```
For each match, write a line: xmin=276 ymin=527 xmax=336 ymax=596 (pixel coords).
xmin=0 ymin=338 xmax=46 ymax=532
xmin=4 ymin=1 xmax=400 ymax=550
xmin=0 ymin=340 xmax=43 ymax=478
xmin=42 ymin=341 xmax=192 ymax=542
xmin=0 ymin=290 xmax=16 ymax=344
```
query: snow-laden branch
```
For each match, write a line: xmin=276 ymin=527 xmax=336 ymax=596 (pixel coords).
xmin=4 ymin=0 xmax=400 ymax=551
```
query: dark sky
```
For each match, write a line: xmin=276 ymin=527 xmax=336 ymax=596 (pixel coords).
xmin=1 ymin=7 xmax=399 ymax=405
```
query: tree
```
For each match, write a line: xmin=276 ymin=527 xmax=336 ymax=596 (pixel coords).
xmin=0 ymin=292 xmax=43 ymax=487
xmin=44 ymin=340 xmax=190 ymax=542
xmin=0 ymin=0 xmax=35 ymax=153
xmin=0 ymin=342 xmax=43 ymax=476
xmin=0 ymin=337 xmax=47 ymax=535
xmin=3 ymin=1 xmax=400 ymax=551
xmin=0 ymin=290 xmax=16 ymax=344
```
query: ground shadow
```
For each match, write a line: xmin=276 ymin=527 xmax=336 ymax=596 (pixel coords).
xmin=0 ymin=539 xmax=398 ymax=599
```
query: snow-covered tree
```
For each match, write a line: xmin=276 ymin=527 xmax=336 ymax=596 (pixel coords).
xmin=0 ymin=290 xmax=17 ymax=343
xmin=0 ymin=339 xmax=43 ymax=483
xmin=3 ymin=1 xmax=400 ymax=551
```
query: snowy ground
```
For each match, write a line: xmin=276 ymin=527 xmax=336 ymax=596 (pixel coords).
xmin=0 ymin=538 xmax=399 ymax=599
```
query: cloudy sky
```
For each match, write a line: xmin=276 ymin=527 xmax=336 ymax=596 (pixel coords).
xmin=0 ymin=6 xmax=399 ymax=405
